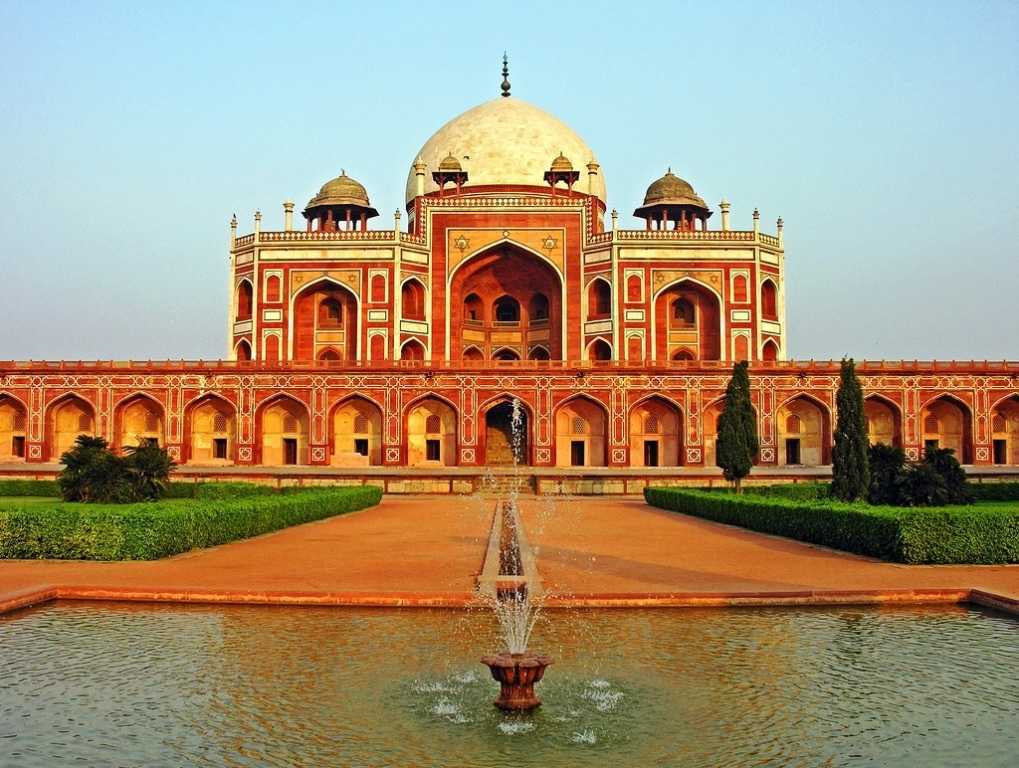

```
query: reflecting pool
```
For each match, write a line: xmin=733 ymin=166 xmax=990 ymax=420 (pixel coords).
xmin=1 ymin=602 xmax=1016 ymax=767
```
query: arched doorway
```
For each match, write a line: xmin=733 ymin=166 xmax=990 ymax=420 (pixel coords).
xmin=235 ymin=339 xmax=252 ymax=362
xmin=629 ymin=397 xmax=682 ymax=467
xmin=554 ymin=396 xmax=607 ymax=467
xmin=187 ymin=395 xmax=236 ymax=464
xmin=401 ymin=339 xmax=425 ymax=361
xmin=762 ymin=339 xmax=779 ymax=362
xmin=407 ymin=397 xmax=457 ymax=466
xmin=0 ymin=395 xmax=27 ymax=461
xmin=450 ymin=245 xmax=563 ymax=360
xmin=864 ymin=396 xmax=901 ymax=448
xmin=47 ymin=394 xmax=95 ymax=460
xmin=655 ymin=280 xmax=721 ymax=360
xmin=588 ymin=338 xmax=612 ymax=361
xmin=331 ymin=396 xmax=382 ymax=466
xmin=483 ymin=399 xmax=528 ymax=465
xmin=401 ymin=279 xmax=426 ymax=321
xmin=292 ymin=279 xmax=358 ymax=361
xmin=921 ymin=395 xmax=973 ymax=463
xmin=259 ymin=396 xmax=308 ymax=466
xmin=991 ymin=396 xmax=1019 ymax=465
xmin=777 ymin=396 xmax=830 ymax=466
xmin=115 ymin=395 xmax=164 ymax=451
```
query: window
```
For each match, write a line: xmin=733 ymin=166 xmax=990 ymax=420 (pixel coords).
xmin=672 ymin=298 xmax=695 ymax=327
xmin=464 ymin=293 xmax=483 ymax=324
xmin=626 ymin=275 xmax=642 ymax=303
xmin=672 ymin=348 xmax=695 ymax=361
xmin=425 ymin=415 xmax=441 ymax=434
xmin=426 ymin=439 xmax=441 ymax=461
xmin=402 ymin=280 xmax=425 ymax=320
xmin=355 ymin=438 xmax=369 ymax=457
xmin=235 ymin=281 xmax=253 ymax=320
xmin=529 ymin=346 xmax=550 ymax=361
xmin=529 ymin=293 xmax=549 ymax=321
xmin=12 ymin=436 xmax=25 ymax=458
xmin=213 ymin=413 xmax=227 ymax=432
xmin=643 ymin=440 xmax=659 ymax=467
xmin=319 ymin=348 xmax=341 ymax=362
xmin=319 ymin=298 xmax=343 ymax=327
xmin=570 ymin=440 xmax=585 ymax=466
xmin=572 ymin=417 xmax=587 ymax=435
xmin=785 ymin=438 xmax=801 ymax=465
xmin=761 ymin=280 xmax=778 ymax=321
xmin=494 ymin=296 xmax=520 ymax=323
xmin=265 ymin=275 xmax=281 ymax=303
xmin=786 ymin=414 xmax=802 ymax=433
xmin=644 ymin=415 xmax=660 ymax=434
xmin=213 ymin=438 xmax=228 ymax=459
xmin=993 ymin=439 xmax=1007 ymax=465
xmin=588 ymin=280 xmax=611 ymax=318
xmin=992 ymin=414 xmax=1007 ymax=433
xmin=494 ymin=348 xmax=520 ymax=361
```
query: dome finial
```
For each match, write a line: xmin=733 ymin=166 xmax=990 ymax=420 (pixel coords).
xmin=501 ymin=52 xmax=511 ymax=97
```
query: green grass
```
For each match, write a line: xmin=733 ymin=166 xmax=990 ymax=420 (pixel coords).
xmin=645 ymin=486 xmax=1019 ymax=564
xmin=0 ymin=485 xmax=382 ymax=561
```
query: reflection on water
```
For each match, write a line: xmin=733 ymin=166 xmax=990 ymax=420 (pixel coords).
xmin=1 ymin=602 xmax=1017 ymax=767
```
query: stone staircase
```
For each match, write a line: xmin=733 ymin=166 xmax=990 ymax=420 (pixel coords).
xmin=477 ymin=474 xmax=536 ymax=497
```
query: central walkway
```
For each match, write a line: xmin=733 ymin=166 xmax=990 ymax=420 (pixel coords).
xmin=0 ymin=495 xmax=1017 ymax=607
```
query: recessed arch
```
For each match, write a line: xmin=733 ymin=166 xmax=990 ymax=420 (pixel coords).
xmin=234 ymin=338 xmax=252 ymax=362
xmin=776 ymin=393 xmax=831 ymax=466
xmin=554 ymin=393 xmax=608 ymax=467
xmin=864 ymin=394 xmax=902 ymax=448
xmin=761 ymin=339 xmax=779 ymax=362
xmin=628 ymin=394 xmax=683 ymax=467
xmin=920 ymin=393 xmax=973 ymax=463
xmin=586 ymin=275 xmax=612 ymax=321
xmin=652 ymin=276 xmax=722 ymax=362
xmin=401 ymin=276 xmax=427 ymax=321
xmin=289 ymin=275 xmax=360 ymax=362
xmin=0 ymin=394 xmax=28 ymax=461
xmin=235 ymin=278 xmax=253 ymax=321
xmin=586 ymin=337 xmax=612 ymax=362
xmin=45 ymin=392 xmax=96 ymax=460
xmin=463 ymin=345 xmax=485 ymax=362
xmin=185 ymin=393 xmax=237 ymax=464
xmin=990 ymin=394 xmax=1019 ymax=465
xmin=528 ymin=344 xmax=551 ymax=361
xmin=405 ymin=394 xmax=457 ymax=466
xmin=761 ymin=278 xmax=778 ymax=321
xmin=113 ymin=392 xmax=165 ymax=452
xmin=492 ymin=346 xmax=521 ymax=361
xmin=256 ymin=393 xmax=309 ymax=466
xmin=702 ymin=395 xmax=760 ymax=468
xmin=401 ymin=338 xmax=426 ymax=361
xmin=479 ymin=394 xmax=533 ymax=466
xmin=329 ymin=394 xmax=383 ymax=466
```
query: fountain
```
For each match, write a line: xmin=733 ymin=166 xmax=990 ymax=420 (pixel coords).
xmin=478 ymin=397 xmax=554 ymax=711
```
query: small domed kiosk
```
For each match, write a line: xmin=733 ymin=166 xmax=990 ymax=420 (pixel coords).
xmin=634 ymin=169 xmax=712 ymax=231
xmin=303 ymin=170 xmax=379 ymax=232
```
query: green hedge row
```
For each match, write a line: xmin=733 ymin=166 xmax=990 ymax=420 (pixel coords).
xmin=968 ymin=482 xmax=1019 ymax=502
xmin=0 ymin=479 xmax=61 ymax=497
xmin=0 ymin=485 xmax=382 ymax=560
xmin=644 ymin=487 xmax=1019 ymax=564
xmin=743 ymin=483 xmax=832 ymax=501
xmin=0 ymin=479 xmax=286 ymax=500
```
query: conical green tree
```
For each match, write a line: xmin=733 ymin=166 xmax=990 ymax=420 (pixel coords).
xmin=831 ymin=357 xmax=871 ymax=501
xmin=716 ymin=360 xmax=759 ymax=493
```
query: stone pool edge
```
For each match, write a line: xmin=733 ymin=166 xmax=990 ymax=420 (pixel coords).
xmin=1 ymin=584 xmax=1017 ymax=618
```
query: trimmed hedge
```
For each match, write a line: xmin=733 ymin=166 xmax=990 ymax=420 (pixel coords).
xmin=0 ymin=478 xmax=282 ymax=500
xmin=968 ymin=482 xmax=1019 ymax=502
xmin=0 ymin=485 xmax=382 ymax=561
xmin=644 ymin=486 xmax=1019 ymax=564
xmin=744 ymin=483 xmax=831 ymax=502
xmin=0 ymin=479 xmax=61 ymax=497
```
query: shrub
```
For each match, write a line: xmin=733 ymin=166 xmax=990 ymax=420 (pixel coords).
xmin=745 ymin=483 xmax=831 ymax=502
xmin=868 ymin=443 xmax=907 ymax=505
xmin=716 ymin=360 xmax=759 ymax=493
xmin=644 ymin=486 xmax=1019 ymax=564
xmin=968 ymin=482 xmax=1019 ymax=502
xmin=831 ymin=358 xmax=870 ymax=501
xmin=0 ymin=479 xmax=60 ymax=497
xmin=123 ymin=441 xmax=175 ymax=500
xmin=920 ymin=446 xmax=971 ymax=505
xmin=57 ymin=436 xmax=174 ymax=503
xmin=0 ymin=485 xmax=382 ymax=560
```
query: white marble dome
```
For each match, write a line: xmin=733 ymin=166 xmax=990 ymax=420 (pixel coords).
xmin=405 ymin=97 xmax=606 ymax=204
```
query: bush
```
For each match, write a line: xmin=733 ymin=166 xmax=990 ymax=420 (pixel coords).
xmin=0 ymin=479 xmax=60 ymax=497
xmin=868 ymin=443 xmax=907 ymax=505
xmin=968 ymin=482 xmax=1019 ymax=502
xmin=745 ymin=483 xmax=831 ymax=502
xmin=57 ymin=436 xmax=175 ymax=503
xmin=866 ymin=444 xmax=971 ymax=507
xmin=644 ymin=486 xmax=1019 ymax=564
xmin=0 ymin=485 xmax=382 ymax=560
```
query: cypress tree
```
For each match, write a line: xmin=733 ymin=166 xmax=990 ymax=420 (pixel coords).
xmin=831 ymin=357 xmax=870 ymax=501
xmin=716 ymin=360 xmax=759 ymax=493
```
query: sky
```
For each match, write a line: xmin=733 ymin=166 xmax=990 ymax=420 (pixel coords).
xmin=1 ymin=0 xmax=1017 ymax=361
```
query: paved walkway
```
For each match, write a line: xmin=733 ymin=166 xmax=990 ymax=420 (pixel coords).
xmin=1 ymin=495 xmax=1017 ymax=610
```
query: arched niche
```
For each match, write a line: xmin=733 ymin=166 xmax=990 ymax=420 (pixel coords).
xmin=629 ymin=396 xmax=682 ymax=467
xmin=258 ymin=396 xmax=309 ymax=466
xmin=115 ymin=394 xmax=164 ymax=451
xmin=777 ymin=396 xmax=831 ymax=466
xmin=654 ymin=279 xmax=721 ymax=361
xmin=991 ymin=395 xmax=1019 ymax=465
xmin=47 ymin=394 xmax=95 ymax=460
xmin=292 ymin=279 xmax=358 ymax=361
xmin=187 ymin=395 xmax=236 ymax=464
xmin=920 ymin=395 xmax=973 ymax=463
xmin=406 ymin=396 xmax=457 ymax=466
xmin=331 ymin=396 xmax=383 ymax=466
xmin=554 ymin=396 xmax=607 ymax=467
xmin=0 ymin=395 xmax=28 ymax=461
xmin=864 ymin=396 xmax=901 ymax=448
xmin=482 ymin=398 xmax=530 ymax=466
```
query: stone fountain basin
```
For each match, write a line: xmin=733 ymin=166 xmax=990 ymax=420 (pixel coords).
xmin=481 ymin=652 xmax=553 ymax=711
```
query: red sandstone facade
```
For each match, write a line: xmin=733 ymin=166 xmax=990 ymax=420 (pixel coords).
xmin=2 ymin=91 xmax=1017 ymax=472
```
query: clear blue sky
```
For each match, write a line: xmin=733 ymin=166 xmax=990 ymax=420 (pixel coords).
xmin=1 ymin=0 xmax=1016 ymax=361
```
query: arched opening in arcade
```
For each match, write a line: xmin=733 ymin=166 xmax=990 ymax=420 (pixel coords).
xmin=318 ymin=347 xmax=342 ymax=362
xmin=655 ymin=279 xmax=721 ymax=361
xmin=629 ymin=396 xmax=682 ymax=467
xmin=761 ymin=279 xmax=778 ymax=321
xmin=401 ymin=338 xmax=426 ymax=361
xmin=258 ymin=396 xmax=308 ymax=466
xmin=492 ymin=347 xmax=521 ymax=362
xmin=186 ymin=395 xmax=236 ymax=464
xmin=702 ymin=398 xmax=760 ymax=468
xmin=406 ymin=396 xmax=456 ymax=466
xmin=554 ymin=395 xmax=607 ymax=467
xmin=47 ymin=394 xmax=95 ymax=460
xmin=587 ymin=278 xmax=611 ymax=320
xmin=0 ymin=395 xmax=28 ymax=461
xmin=450 ymin=244 xmax=563 ymax=361
xmin=292 ymin=279 xmax=358 ymax=362
xmin=463 ymin=346 xmax=484 ymax=362
xmin=991 ymin=395 xmax=1019 ymax=465
xmin=482 ymin=398 xmax=529 ymax=466
xmin=777 ymin=395 xmax=831 ymax=466
xmin=234 ymin=339 xmax=252 ymax=362
xmin=761 ymin=339 xmax=779 ymax=362
xmin=864 ymin=396 xmax=902 ymax=448
xmin=587 ymin=338 xmax=612 ymax=362
xmin=235 ymin=280 xmax=253 ymax=321
xmin=115 ymin=394 xmax=164 ymax=451
xmin=921 ymin=395 xmax=973 ymax=463
xmin=331 ymin=396 xmax=383 ymax=466
xmin=401 ymin=278 xmax=426 ymax=321
xmin=528 ymin=345 xmax=550 ymax=361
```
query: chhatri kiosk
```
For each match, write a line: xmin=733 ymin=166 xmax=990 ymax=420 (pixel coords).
xmin=1 ymin=61 xmax=1017 ymax=490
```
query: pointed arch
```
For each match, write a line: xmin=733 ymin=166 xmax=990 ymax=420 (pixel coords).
xmin=185 ymin=392 xmax=237 ymax=464
xmin=479 ymin=394 xmax=533 ymax=466
xmin=234 ymin=338 xmax=252 ymax=362
xmin=990 ymin=394 xmax=1019 ymax=465
xmin=761 ymin=278 xmax=778 ymax=321
xmin=256 ymin=393 xmax=310 ymax=466
xmin=462 ymin=345 xmax=485 ymax=362
xmin=863 ymin=394 xmax=902 ymax=448
xmin=528 ymin=344 xmax=551 ymax=361
xmin=401 ymin=276 xmax=427 ymax=321
xmin=113 ymin=392 xmax=165 ymax=451
xmin=405 ymin=393 xmax=458 ymax=466
xmin=289 ymin=275 xmax=361 ymax=361
xmin=586 ymin=337 xmax=612 ymax=362
xmin=492 ymin=346 xmax=521 ymax=361
xmin=761 ymin=339 xmax=779 ymax=362
xmin=45 ymin=392 xmax=96 ymax=460
xmin=329 ymin=393 xmax=383 ymax=466
xmin=554 ymin=393 xmax=609 ymax=467
xmin=0 ymin=393 xmax=28 ymax=461
xmin=586 ymin=275 xmax=612 ymax=320
xmin=400 ymin=338 xmax=426 ymax=361
xmin=628 ymin=394 xmax=683 ymax=467
xmin=920 ymin=393 xmax=973 ymax=463
xmin=235 ymin=278 xmax=253 ymax=321
xmin=652 ymin=276 xmax=723 ymax=362
xmin=776 ymin=393 xmax=832 ymax=466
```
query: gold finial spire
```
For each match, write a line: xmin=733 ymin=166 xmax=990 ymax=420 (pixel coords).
xmin=501 ymin=52 xmax=511 ymax=97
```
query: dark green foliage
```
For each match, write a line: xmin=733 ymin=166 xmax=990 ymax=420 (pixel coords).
xmin=920 ymin=446 xmax=971 ymax=505
xmin=0 ymin=485 xmax=382 ymax=560
xmin=831 ymin=359 xmax=870 ymax=501
xmin=968 ymin=482 xmax=1019 ymax=501
xmin=0 ymin=479 xmax=60 ymax=497
xmin=56 ymin=436 xmax=175 ymax=503
xmin=644 ymin=486 xmax=1019 ymax=564
xmin=716 ymin=361 xmax=759 ymax=493
xmin=868 ymin=443 xmax=907 ymax=505
xmin=744 ymin=483 xmax=831 ymax=501
xmin=122 ymin=442 xmax=176 ymax=500
xmin=163 ymin=482 xmax=280 ymax=500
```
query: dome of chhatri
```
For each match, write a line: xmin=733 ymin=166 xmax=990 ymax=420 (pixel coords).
xmin=437 ymin=153 xmax=464 ymax=172
xmin=305 ymin=170 xmax=372 ymax=211
xmin=549 ymin=152 xmax=574 ymax=172
xmin=642 ymin=169 xmax=707 ymax=209
xmin=406 ymin=97 xmax=606 ymax=204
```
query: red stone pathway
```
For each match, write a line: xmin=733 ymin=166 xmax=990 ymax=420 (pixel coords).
xmin=1 ymin=495 xmax=1017 ymax=613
